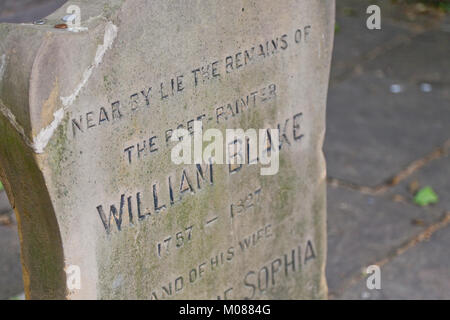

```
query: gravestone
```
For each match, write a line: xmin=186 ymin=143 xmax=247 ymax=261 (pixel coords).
xmin=0 ymin=0 xmax=334 ymax=299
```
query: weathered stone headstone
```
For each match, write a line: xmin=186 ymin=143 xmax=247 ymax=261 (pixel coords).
xmin=0 ymin=0 xmax=334 ymax=299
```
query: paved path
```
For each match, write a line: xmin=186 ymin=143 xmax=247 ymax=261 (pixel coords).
xmin=0 ymin=0 xmax=66 ymax=23
xmin=326 ymin=0 xmax=450 ymax=299
xmin=0 ymin=0 xmax=449 ymax=299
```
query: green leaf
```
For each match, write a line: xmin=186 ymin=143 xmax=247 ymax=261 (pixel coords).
xmin=0 ymin=181 xmax=3 ymax=192
xmin=414 ymin=186 xmax=439 ymax=206
xmin=335 ymin=23 xmax=341 ymax=33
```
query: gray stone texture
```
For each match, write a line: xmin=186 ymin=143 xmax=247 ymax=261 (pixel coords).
xmin=339 ymin=226 xmax=450 ymax=300
xmin=327 ymin=185 xmax=445 ymax=297
xmin=0 ymin=0 xmax=334 ymax=299
xmin=325 ymin=0 xmax=450 ymax=300
xmin=1 ymin=0 xmax=449 ymax=301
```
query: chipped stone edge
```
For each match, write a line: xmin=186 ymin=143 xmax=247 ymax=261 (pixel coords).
xmin=32 ymin=108 xmax=65 ymax=154
xmin=0 ymin=100 xmax=34 ymax=148
xmin=0 ymin=22 xmax=118 ymax=154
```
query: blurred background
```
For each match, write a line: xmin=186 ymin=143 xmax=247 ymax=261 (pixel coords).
xmin=0 ymin=0 xmax=449 ymax=299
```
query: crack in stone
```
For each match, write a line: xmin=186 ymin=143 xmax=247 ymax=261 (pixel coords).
xmin=0 ymin=54 xmax=6 ymax=82
xmin=327 ymin=139 xmax=450 ymax=195
xmin=0 ymin=99 xmax=34 ymax=150
xmin=329 ymin=211 xmax=450 ymax=299
xmin=331 ymin=31 xmax=423 ymax=84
